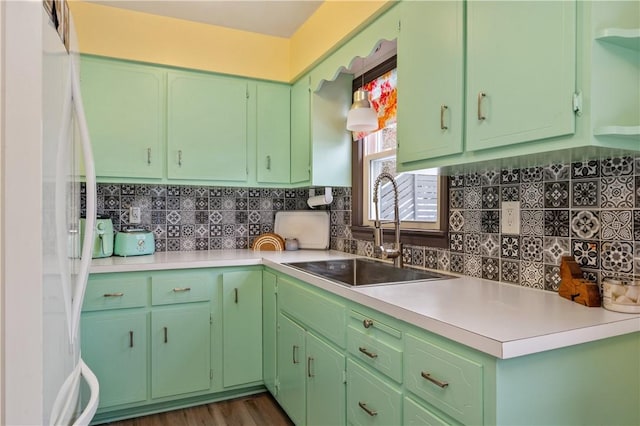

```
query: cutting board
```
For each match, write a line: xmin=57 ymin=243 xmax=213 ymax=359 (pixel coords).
xmin=274 ymin=211 xmax=330 ymax=250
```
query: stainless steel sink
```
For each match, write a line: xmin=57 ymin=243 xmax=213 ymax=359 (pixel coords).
xmin=284 ymin=258 xmax=450 ymax=287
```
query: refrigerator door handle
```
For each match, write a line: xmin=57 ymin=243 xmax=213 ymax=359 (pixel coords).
xmin=69 ymin=57 xmax=97 ymax=345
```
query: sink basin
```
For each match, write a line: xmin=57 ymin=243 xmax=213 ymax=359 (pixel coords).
xmin=284 ymin=258 xmax=450 ymax=287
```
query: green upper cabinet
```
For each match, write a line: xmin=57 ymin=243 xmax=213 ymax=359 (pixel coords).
xmin=222 ymin=270 xmax=263 ymax=388
xmin=465 ymin=0 xmax=576 ymax=151
xmin=256 ymin=82 xmax=291 ymax=184
xmin=167 ymin=71 xmax=248 ymax=182
xmin=397 ymin=0 xmax=464 ymax=164
xmin=80 ymin=56 xmax=165 ymax=179
xmin=290 ymin=76 xmax=312 ymax=184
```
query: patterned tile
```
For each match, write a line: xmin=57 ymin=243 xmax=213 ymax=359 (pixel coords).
xmin=449 ymin=210 xmax=464 ymax=232
xmin=450 ymin=253 xmax=464 ymax=273
xmin=482 ymin=257 xmax=500 ymax=281
xmin=520 ymin=261 xmax=544 ymax=289
xmin=464 ymin=186 xmax=482 ymax=209
xmin=464 ymin=255 xmax=482 ymax=278
xmin=464 ymin=173 xmax=480 ymax=187
xmin=520 ymin=183 xmax=544 ymax=209
xmin=521 ymin=236 xmax=543 ymax=262
xmin=464 ymin=233 xmax=481 ymax=255
xmin=634 ymin=210 xmax=640 ymax=240
xmin=501 ymin=260 xmax=520 ymax=284
xmin=501 ymin=235 xmax=520 ymax=259
xmin=450 ymin=233 xmax=464 ymax=252
xmin=544 ymin=210 xmax=570 ymax=237
xmin=544 ymin=181 xmax=569 ymax=208
xmin=501 ymin=168 xmax=520 ymax=184
xmin=571 ymin=160 xmax=599 ymax=179
xmin=601 ymin=241 xmax=634 ymax=274
xmin=600 ymin=210 xmax=633 ymax=240
xmin=601 ymin=157 xmax=633 ymax=176
xmin=500 ymin=185 xmax=519 ymax=202
xmin=412 ymin=247 xmax=425 ymax=267
xmin=425 ymin=250 xmax=438 ymax=269
xmin=402 ymin=246 xmax=412 ymax=266
xmin=543 ymin=237 xmax=570 ymax=265
xmin=572 ymin=240 xmax=600 ymax=268
xmin=601 ymin=177 xmax=634 ymax=208
xmin=480 ymin=169 xmax=500 ymax=186
xmin=521 ymin=210 xmax=543 ymax=235
xmin=635 ymin=176 xmax=640 ymax=207
xmin=482 ymin=186 xmax=500 ymax=209
xmin=521 ymin=167 xmax=543 ymax=183
xmin=450 ymin=174 xmax=464 ymax=188
xmin=481 ymin=210 xmax=500 ymax=234
xmin=571 ymin=210 xmax=600 ymax=239
xmin=543 ymin=163 xmax=570 ymax=181
xmin=463 ymin=210 xmax=481 ymax=233
xmin=480 ymin=233 xmax=500 ymax=257
xmin=571 ymin=180 xmax=599 ymax=208
xmin=544 ymin=264 xmax=562 ymax=291
xmin=450 ymin=188 xmax=464 ymax=209
xmin=437 ymin=250 xmax=450 ymax=271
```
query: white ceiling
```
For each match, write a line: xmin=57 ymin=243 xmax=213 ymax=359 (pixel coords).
xmin=90 ymin=0 xmax=324 ymax=38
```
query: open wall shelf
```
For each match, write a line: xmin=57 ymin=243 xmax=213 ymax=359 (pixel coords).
xmin=595 ymin=28 xmax=640 ymax=51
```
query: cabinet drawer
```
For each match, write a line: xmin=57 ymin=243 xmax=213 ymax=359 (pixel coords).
xmin=279 ymin=276 xmax=345 ymax=347
xmin=348 ymin=326 xmax=402 ymax=383
xmin=84 ymin=274 xmax=148 ymax=312
xmin=151 ymin=273 xmax=211 ymax=306
xmin=404 ymin=396 xmax=451 ymax=426
xmin=347 ymin=359 xmax=401 ymax=426
xmin=405 ymin=333 xmax=483 ymax=425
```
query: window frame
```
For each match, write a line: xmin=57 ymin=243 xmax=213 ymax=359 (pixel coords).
xmin=350 ymin=56 xmax=449 ymax=248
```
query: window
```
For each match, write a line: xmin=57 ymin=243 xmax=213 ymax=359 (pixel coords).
xmin=350 ymin=57 xmax=449 ymax=247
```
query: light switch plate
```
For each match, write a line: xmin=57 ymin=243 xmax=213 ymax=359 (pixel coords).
xmin=501 ymin=201 xmax=520 ymax=234
xmin=129 ymin=207 xmax=141 ymax=224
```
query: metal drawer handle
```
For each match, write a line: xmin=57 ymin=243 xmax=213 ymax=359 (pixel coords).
xmin=477 ymin=92 xmax=487 ymax=121
xmin=266 ymin=155 xmax=271 ymax=171
xmin=129 ymin=331 xmax=134 ymax=348
xmin=178 ymin=150 xmax=183 ymax=167
xmin=147 ymin=147 xmax=151 ymax=165
xmin=362 ymin=319 xmax=374 ymax=329
xmin=307 ymin=357 xmax=314 ymax=378
xmin=163 ymin=326 xmax=168 ymax=343
xmin=358 ymin=402 xmax=377 ymax=417
xmin=172 ymin=287 xmax=191 ymax=292
xmin=440 ymin=104 xmax=448 ymax=130
xmin=421 ymin=371 xmax=449 ymax=388
xmin=358 ymin=347 xmax=378 ymax=359
xmin=103 ymin=292 xmax=124 ymax=297
xmin=292 ymin=345 xmax=300 ymax=364
xmin=234 ymin=288 xmax=238 ymax=304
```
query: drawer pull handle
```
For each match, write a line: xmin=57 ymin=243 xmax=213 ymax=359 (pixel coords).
xmin=362 ymin=319 xmax=374 ymax=329
xmin=163 ymin=326 xmax=168 ymax=343
xmin=358 ymin=347 xmax=378 ymax=359
xmin=358 ymin=402 xmax=377 ymax=417
xmin=178 ymin=150 xmax=183 ymax=167
xmin=172 ymin=287 xmax=191 ymax=292
xmin=307 ymin=357 xmax=314 ymax=378
xmin=421 ymin=372 xmax=449 ymax=388
xmin=129 ymin=331 xmax=134 ymax=348
xmin=147 ymin=147 xmax=151 ymax=165
xmin=234 ymin=288 xmax=238 ymax=304
xmin=292 ymin=345 xmax=300 ymax=364
xmin=266 ymin=155 xmax=271 ymax=171
xmin=103 ymin=292 xmax=124 ymax=297
xmin=477 ymin=91 xmax=487 ymax=121
xmin=440 ymin=104 xmax=448 ymax=130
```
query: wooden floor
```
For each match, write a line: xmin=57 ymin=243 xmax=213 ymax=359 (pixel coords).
xmin=105 ymin=393 xmax=294 ymax=426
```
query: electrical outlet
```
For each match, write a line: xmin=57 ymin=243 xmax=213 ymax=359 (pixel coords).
xmin=129 ymin=207 xmax=141 ymax=224
xmin=501 ymin=201 xmax=520 ymax=234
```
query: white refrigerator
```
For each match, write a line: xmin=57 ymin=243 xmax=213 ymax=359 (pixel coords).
xmin=42 ymin=1 xmax=99 ymax=424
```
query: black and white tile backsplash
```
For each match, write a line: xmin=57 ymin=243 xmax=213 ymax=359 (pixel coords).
xmin=82 ymin=184 xmax=313 ymax=251
xmin=331 ymin=155 xmax=640 ymax=291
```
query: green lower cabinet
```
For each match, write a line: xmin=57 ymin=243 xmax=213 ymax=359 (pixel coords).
xmin=81 ymin=310 xmax=148 ymax=409
xmin=347 ymin=359 xmax=402 ymax=425
xmin=151 ymin=303 xmax=211 ymax=399
xmin=404 ymin=397 xmax=450 ymax=426
xmin=277 ymin=312 xmax=307 ymax=425
xmin=222 ymin=270 xmax=263 ymax=387
xmin=262 ymin=271 xmax=278 ymax=395
xmin=306 ymin=332 xmax=346 ymax=426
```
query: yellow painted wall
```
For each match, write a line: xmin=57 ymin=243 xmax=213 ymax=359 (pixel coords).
xmin=69 ymin=0 xmax=394 ymax=82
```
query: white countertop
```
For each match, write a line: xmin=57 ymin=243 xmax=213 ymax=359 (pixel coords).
xmin=91 ymin=250 xmax=640 ymax=359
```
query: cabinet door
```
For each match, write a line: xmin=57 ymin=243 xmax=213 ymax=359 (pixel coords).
xmin=256 ymin=82 xmax=291 ymax=184
xmin=397 ymin=0 xmax=464 ymax=163
xmin=262 ymin=271 xmax=278 ymax=396
xmin=465 ymin=1 xmax=576 ymax=151
xmin=81 ymin=311 xmax=148 ymax=408
xmin=404 ymin=397 xmax=450 ymax=426
xmin=277 ymin=312 xmax=306 ymax=426
xmin=151 ymin=303 xmax=211 ymax=399
xmin=222 ymin=270 xmax=263 ymax=387
xmin=167 ymin=71 xmax=248 ymax=181
xmin=290 ymin=76 xmax=311 ymax=184
xmin=306 ymin=332 xmax=346 ymax=426
xmin=347 ymin=359 xmax=402 ymax=426
xmin=80 ymin=57 xmax=164 ymax=178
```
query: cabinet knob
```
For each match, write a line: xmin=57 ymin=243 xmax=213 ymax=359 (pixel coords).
xmin=362 ymin=319 xmax=374 ymax=329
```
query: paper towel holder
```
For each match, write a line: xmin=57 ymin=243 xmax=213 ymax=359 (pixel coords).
xmin=307 ymin=187 xmax=333 ymax=208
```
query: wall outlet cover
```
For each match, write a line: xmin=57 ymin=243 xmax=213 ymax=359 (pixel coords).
xmin=501 ymin=201 xmax=520 ymax=234
xmin=130 ymin=206 xmax=141 ymax=224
